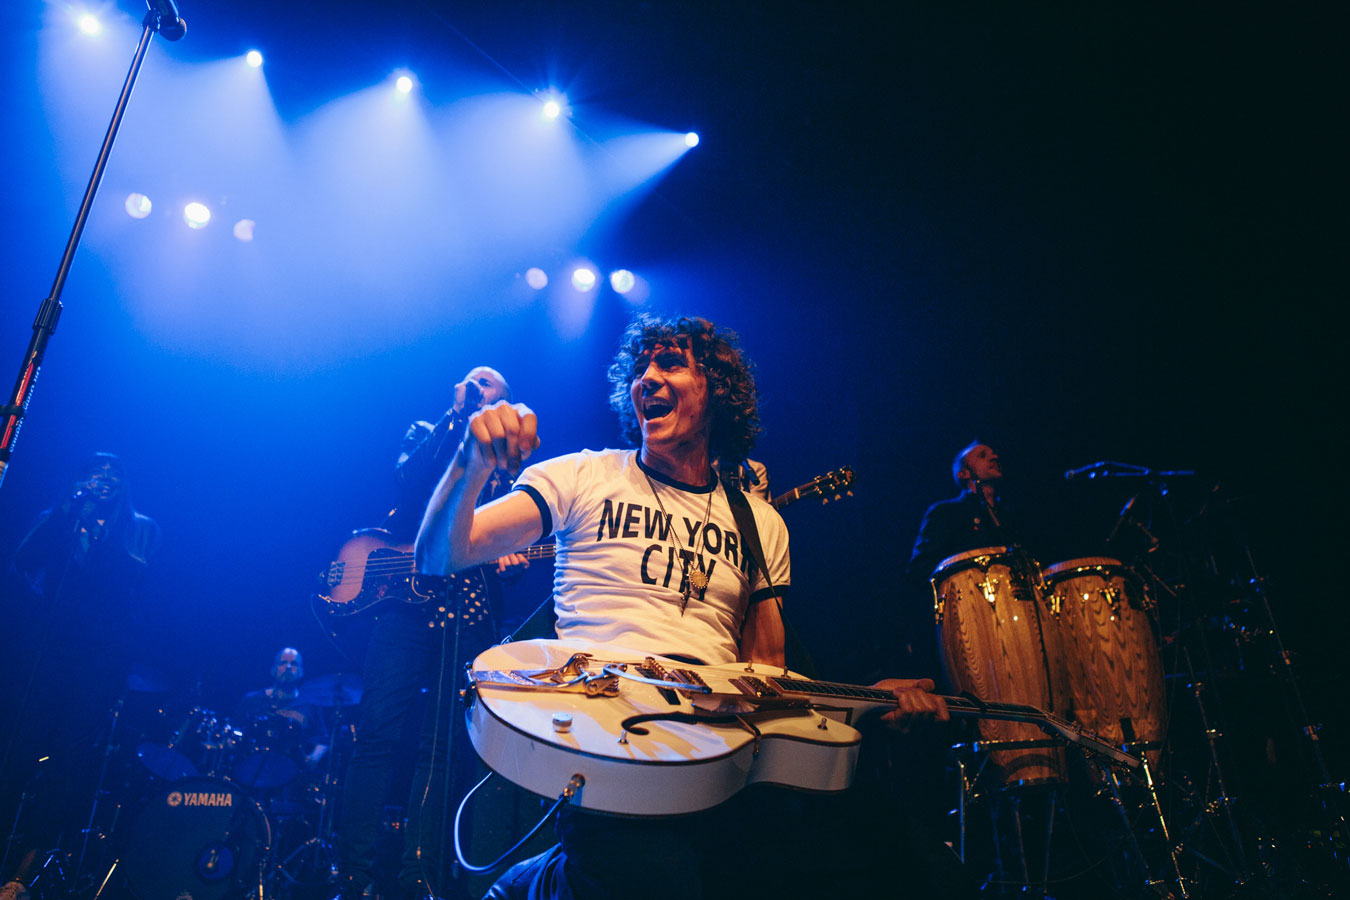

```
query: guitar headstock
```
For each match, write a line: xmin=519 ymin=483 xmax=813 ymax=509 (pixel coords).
xmin=797 ymin=467 xmax=856 ymax=505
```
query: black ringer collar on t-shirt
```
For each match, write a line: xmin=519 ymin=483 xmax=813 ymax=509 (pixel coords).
xmin=635 ymin=451 xmax=717 ymax=493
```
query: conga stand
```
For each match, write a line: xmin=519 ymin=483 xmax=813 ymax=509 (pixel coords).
xmin=950 ymin=736 xmax=1063 ymax=896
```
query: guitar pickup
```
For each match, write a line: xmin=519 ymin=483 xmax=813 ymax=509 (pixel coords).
xmin=469 ymin=667 xmax=620 ymax=697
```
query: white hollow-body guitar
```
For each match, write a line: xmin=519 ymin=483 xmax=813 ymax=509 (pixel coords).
xmin=466 ymin=639 xmax=1138 ymax=818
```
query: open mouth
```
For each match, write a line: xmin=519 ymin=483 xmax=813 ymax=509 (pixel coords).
xmin=643 ymin=400 xmax=674 ymax=420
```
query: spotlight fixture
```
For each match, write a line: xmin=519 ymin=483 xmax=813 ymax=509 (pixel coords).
xmin=609 ymin=270 xmax=636 ymax=295
xmin=124 ymin=193 xmax=152 ymax=219
xmin=246 ymin=50 xmax=263 ymax=68
xmin=395 ymin=75 xmax=414 ymax=94
xmin=684 ymin=132 xmax=700 ymax=148
xmin=77 ymin=14 xmax=101 ymax=36
xmin=183 ymin=202 xmax=211 ymax=230
xmin=571 ymin=267 xmax=597 ymax=292
xmin=233 ymin=219 xmax=256 ymax=242
xmin=525 ymin=267 xmax=548 ymax=290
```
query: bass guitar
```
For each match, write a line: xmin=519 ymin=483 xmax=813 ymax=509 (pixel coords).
xmin=466 ymin=639 xmax=1139 ymax=817
xmin=316 ymin=466 xmax=857 ymax=617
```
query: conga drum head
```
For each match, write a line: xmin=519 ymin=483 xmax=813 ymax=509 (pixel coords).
xmin=124 ymin=776 xmax=271 ymax=900
xmin=932 ymin=547 xmax=1066 ymax=787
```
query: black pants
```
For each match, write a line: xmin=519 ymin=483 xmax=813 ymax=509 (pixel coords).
xmin=487 ymin=783 xmax=978 ymax=900
xmin=336 ymin=604 xmax=492 ymax=896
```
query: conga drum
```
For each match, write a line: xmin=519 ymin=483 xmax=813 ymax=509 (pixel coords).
xmin=933 ymin=546 xmax=1067 ymax=787
xmin=1043 ymin=558 xmax=1166 ymax=767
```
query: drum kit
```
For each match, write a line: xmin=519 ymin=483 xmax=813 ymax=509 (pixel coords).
xmin=6 ymin=673 xmax=363 ymax=900
xmin=928 ymin=466 xmax=1349 ymax=897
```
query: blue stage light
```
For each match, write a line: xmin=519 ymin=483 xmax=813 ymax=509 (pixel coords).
xmin=125 ymin=193 xmax=152 ymax=219
xmin=183 ymin=202 xmax=211 ymax=230
xmin=77 ymin=13 xmax=101 ymax=36
xmin=233 ymin=219 xmax=256 ymax=242
xmin=571 ymin=267 xmax=597 ymax=292
xmin=685 ymin=132 xmax=700 ymax=148
xmin=609 ymin=269 xmax=635 ymax=294
xmin=525 ymin=267 xmax=548 ymax=290
xmin=396 ymin=75 xmax=414 ymax=94
xmin=246 ymin=50 xmax=263 ymax=68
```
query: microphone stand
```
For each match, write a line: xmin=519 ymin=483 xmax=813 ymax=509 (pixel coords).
xmin=0 ymin=4 xmax=185 ymax=492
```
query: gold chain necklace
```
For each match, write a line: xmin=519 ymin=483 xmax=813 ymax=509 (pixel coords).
xmin=642 ymin=467 xmax=715 ymax=615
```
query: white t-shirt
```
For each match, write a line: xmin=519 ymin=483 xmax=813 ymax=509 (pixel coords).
xmin=513 ymin=449 xmax=790 ymax=665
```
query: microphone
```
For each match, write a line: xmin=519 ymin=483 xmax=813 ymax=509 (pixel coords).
xmin=145 ymin=0 xmax=187 ymax=41
xmin=1063 ymin=462 xmax=1108 ymax=480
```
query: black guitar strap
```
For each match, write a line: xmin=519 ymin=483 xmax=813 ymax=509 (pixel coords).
xmin=724 ymin=483 xmax=818 ymax=679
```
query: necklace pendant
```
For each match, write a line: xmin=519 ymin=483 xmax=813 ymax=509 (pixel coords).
xmin=688 ymin=569 xmax=709 ymax=593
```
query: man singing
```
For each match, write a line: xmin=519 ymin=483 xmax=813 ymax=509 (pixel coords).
xmin=418 ymin=315 xmax=950 ymax=899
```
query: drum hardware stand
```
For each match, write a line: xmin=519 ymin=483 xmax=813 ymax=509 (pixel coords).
xmin=1 ymin=756 xmax=48 ymax=882
xmin=73 ymin=696 xmax=126 ymax=886
xmin=1113 ymin=716 xmax=1191 ymax=899
xmin=1133 ymin=552 xmax=1254 ymax=888
xmin=90 ymin=858 xmax=118 ymax=900
xmin=272 ymin=696 xmax=352 ymax=899
xmin=1240 ymin=550 xmax=1349 ymax=876
xmin=1177 ymin=643 xmax=1251 ymax=886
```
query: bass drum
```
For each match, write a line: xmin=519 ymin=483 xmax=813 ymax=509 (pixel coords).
xmin=123 ymin=776 xmax=272 ymax=900
xmin=933 ymin=546 xmax=1068 ymax=787
xmin=1043 ymin=558 xmax=1166 ymax=767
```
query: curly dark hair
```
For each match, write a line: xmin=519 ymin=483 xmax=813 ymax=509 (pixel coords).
xmin=607 ymin=315 xmax=761 ymax=462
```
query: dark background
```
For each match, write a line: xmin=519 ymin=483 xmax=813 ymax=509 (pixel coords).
xmin=1 ymin=0 xmax=1343 ymax=808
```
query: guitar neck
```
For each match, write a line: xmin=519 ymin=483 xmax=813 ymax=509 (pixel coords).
xmin=759 ymin=674 xmax=1136 ymax=767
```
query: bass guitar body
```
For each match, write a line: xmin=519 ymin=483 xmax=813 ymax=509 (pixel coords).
xmin=318 ymin=528 xmax=442 ymax=616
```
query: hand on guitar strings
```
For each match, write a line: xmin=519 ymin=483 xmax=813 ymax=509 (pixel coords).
xmin=871 ymin=677 xmax=950 ymax=734
xmin=495 ymin=552 xmax=530 ymax=574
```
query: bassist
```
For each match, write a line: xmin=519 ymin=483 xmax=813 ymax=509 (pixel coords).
xmin=336 ymin=365 xmax=520 ymax=900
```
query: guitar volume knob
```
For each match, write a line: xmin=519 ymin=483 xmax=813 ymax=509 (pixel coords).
xmin=552 ymin=712 xmax=573 ymax=733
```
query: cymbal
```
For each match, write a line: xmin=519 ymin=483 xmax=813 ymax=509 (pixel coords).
xmin=302 ymin=673 xmax=363 ymax=707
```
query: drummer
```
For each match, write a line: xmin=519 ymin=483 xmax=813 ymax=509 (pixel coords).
xmin=907 ymin=441 xmax=1018 ymax=581
xmin=233 ymin=647 xmax=328 ymax=767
